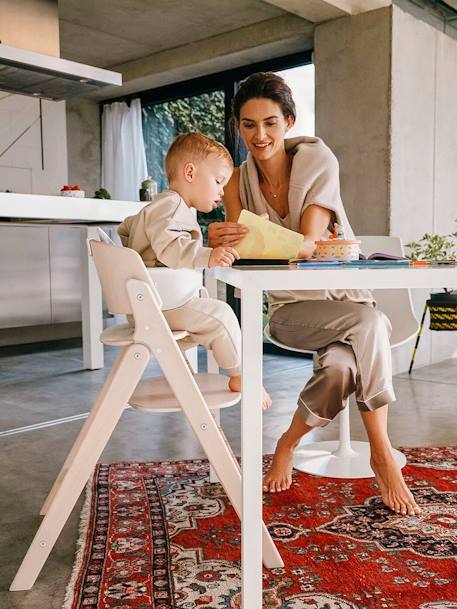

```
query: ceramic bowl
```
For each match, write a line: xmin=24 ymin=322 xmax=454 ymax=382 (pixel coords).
xmin=315 ymin=239 xmax=361 ymax=261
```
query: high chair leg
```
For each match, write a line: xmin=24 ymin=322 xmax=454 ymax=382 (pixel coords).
xmin=10 ymin=344 xmax=149 ymax=591
xmin=174 ymin=376 xmax=282 ymax=568
xmin=40 ymin=350 xmax=131 ymax=515
xmin=151 ymin=340 xmax=283 ymax=569
xmin=209 ymin=408 xmax=221 ymax=484
xmin=127 ymin=278 xmax=283 ymax=569
xmin=207 ymin=347 xmax=221 ymax=484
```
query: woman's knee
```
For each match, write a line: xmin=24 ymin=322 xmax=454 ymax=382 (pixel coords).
xmin=354 ymin=306 xmax=392 ymax=338
xmin=319 ymin=342 xmax=357 ymax=376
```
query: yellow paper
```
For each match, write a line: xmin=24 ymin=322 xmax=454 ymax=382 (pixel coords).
xmin=234 ymin=209 xmax=304 ymax=259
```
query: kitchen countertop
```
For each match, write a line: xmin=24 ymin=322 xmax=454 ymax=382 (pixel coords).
xmin=0 ymin=192 xmax=147 ymax=223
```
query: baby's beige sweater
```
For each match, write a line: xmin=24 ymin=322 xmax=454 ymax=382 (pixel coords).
xmin=118 ymin=190 xmax=212 ymax=269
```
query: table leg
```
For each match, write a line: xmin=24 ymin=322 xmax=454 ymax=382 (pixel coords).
xmin=81 ymin=226 xmax=104 ymax=370
xmin=203 ymin=272 xmax=221 ymax=374
xmin=240 ymin=285 xmax=263 ymax=609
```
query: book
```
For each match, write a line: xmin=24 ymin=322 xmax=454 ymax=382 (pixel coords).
xmin=290 ymin=258 xmax=411 ymax=269
xmin=359 ymin=252 xmax=407 ymax=261
xmin=343 ymin=259 xmax=410 ymax=267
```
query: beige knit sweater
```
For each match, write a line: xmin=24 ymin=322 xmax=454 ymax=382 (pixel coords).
xmin=238 ymin=136 xmax=374 ymax=313
xmin=118 ymin=190 xmax=212 ymax=269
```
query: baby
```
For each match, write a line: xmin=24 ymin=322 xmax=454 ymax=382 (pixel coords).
xmin=118 ymin=132 xmax=271 ymax=409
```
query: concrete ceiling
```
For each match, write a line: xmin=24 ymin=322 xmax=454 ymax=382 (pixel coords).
xmin=57 ymin=0 xmax=391 ymax=100
xmin=59 ymin=0 xmax=288 ymax=68
xmin=58 ymin=0 xmax=316 ymax=99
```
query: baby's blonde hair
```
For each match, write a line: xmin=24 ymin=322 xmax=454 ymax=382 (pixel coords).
xmin=165 ymin=132 xmax=233 ymax=181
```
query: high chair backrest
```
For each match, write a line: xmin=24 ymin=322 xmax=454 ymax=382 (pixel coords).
xmin=358 ymin=235 xmax=419 ymax=347
xmin=90 ymin=240 xmax=162 ymax=314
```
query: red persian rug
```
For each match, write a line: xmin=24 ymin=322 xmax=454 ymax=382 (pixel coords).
xmin=63 ymin=447 xmax=457 ymax=609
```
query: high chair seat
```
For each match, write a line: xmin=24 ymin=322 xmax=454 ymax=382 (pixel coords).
xmin=100 ymin=322 xmax=188 ymax=346
xmin=130 ymin=373 xmax=240 ymax=413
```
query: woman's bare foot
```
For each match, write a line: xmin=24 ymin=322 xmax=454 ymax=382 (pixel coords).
xmin=263 ymin=434 xmax=296 ymax=493
xmin=228 ymin=376 xmax=272 ymax=410
xmin=370 ymin=455 xmax=421 ymax=516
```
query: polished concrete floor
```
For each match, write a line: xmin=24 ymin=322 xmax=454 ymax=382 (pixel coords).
xmin=0 ymin=340 xmax=456 ymax=609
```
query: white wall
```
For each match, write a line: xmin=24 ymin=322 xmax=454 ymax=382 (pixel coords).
xmin=66 ymin=98 xmax=101 ymax=198
xmin=0 ymin=92 xmax=67 ymax=195
xmin=390 ymin=5 xmax=457 ymax=371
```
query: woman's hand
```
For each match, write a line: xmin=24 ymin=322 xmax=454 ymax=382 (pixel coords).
xmin=207 ymin=222 xmax=248 ymax=247
xmin=297 ymin=238 xmax=317 ymax=259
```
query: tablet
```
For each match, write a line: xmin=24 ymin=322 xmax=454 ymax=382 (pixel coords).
xmin=233 ymin=258 xmax=290 ymax=266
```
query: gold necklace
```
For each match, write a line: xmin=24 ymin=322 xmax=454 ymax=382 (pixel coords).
xmin=267 ymin=182 xmax=286 ymax=199
xmin=260 ymin=155 xmax=292 ymax=199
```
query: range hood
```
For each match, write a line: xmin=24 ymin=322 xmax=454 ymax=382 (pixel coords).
xmin=0 ymin=0 xmax=122 ymax=101
xmin=0 ymin=43 xmax=122 ymax=101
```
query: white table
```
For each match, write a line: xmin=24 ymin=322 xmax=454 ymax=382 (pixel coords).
xmin=209 ymin=264 xmax=457 ymax=609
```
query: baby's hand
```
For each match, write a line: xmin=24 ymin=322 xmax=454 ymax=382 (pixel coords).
xmin=209 ymin=246 xmax=240 ymax=268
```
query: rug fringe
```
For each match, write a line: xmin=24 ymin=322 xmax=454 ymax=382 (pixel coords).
xmin=61 ymin=477 xmax=94 ymax=609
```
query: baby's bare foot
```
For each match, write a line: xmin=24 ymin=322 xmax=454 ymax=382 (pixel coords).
xmin=370 ymin=455 xmax=421 ymax=516
xmin=262 ymin=388 xmax=272 ymax=410
xmin=228 ymin=377 xmax=272 ymax=410
xmin=228 ymin=375 xmax=241 ymax=393
xmin=263 ymin=435 xmax=294 ymax=493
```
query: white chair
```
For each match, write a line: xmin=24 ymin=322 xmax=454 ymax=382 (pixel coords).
xmin=10 ymin=239 xmax=283 ymax=591
xmin=265 ymin=236 xmax=419 ymax=479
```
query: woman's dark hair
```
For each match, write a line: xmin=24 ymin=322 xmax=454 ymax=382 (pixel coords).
xmin=231 ymin=71 xmax=296 ymax=123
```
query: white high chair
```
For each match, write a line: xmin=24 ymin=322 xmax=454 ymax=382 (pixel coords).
xmin=265 ymin=236 xmax=419 ymax=479
xmin=11 ymin=239 xmax=283 ymax=591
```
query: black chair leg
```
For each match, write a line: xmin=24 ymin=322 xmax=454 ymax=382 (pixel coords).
xmin=409 ymin=302 xmax=428 ymax=374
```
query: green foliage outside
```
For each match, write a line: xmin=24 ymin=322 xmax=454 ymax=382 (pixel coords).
xmin=142 ymin=91 xmax=226 ymax=242
xmin=405 ymin=219 xmax=457 ymax=261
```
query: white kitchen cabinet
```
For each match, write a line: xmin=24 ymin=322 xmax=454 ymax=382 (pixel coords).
xmin=49 ymin=226 xmax=81 ymax=323
xmin=0 ymin=226 xmax=52 ymax=328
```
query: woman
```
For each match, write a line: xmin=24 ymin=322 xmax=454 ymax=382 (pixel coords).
xmin=208 ymin=71 xmax=420 ymax=517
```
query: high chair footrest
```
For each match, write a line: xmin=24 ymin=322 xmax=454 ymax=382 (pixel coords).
xmin=129 ymin=373 xmax=240 ymax=413
xmin=100 ymin=323 xmax=188 ymax=346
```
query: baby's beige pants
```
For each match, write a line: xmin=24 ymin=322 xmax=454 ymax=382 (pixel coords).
xmin=163 ymin=295 xmax=241 ymax=376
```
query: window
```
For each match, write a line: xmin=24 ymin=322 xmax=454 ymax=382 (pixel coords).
xmin=142 ymin=90 xmax=225 ymax=239
xmin=111 ymin=51 xmax=314 ymax=241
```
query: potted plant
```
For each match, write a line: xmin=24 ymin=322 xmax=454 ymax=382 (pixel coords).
xmin=405 ymin=220 xmax=457 ymax=263
xmin=406 ymin=221 xmax=457 ymax=372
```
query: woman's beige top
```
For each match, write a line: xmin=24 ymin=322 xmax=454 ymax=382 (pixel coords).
xmin=238 ymin=136 xmax=374 ymax=314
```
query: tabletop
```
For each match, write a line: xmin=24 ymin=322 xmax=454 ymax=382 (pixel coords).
xmin=210 ymin=264 xmax=457 ymax=291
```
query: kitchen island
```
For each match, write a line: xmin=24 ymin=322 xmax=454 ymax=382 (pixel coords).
xmin=0 ymin=192 xmax=147 ymax=368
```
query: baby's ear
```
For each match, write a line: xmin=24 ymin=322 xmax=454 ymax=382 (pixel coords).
xmin=183 ymin=162 xmax=195 ymax=183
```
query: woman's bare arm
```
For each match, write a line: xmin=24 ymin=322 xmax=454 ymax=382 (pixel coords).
xmin=207 ymin=168 xmax=247 ymax=247
xmin=222 ymin=168 xmax=243 ymax=222
xmin=298 ymin=204 xmax=333 ymax=258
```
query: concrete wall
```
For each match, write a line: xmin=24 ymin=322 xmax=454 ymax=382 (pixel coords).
xmin=66 ymin=98 xmax=101 ymax=198
xmin=390 ymin=4 xmax=457 ymax=370
xmin=0 ymin=93 xmax=67 ymax=195
xmin=314 ymin=5 xmax=457 ymax=373
xmin=314 ymin=7 xmax=392 ymax=236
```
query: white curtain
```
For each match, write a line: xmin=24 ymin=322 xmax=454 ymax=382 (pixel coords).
xmin=102 ymin=99 xmax=148 ymax=201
